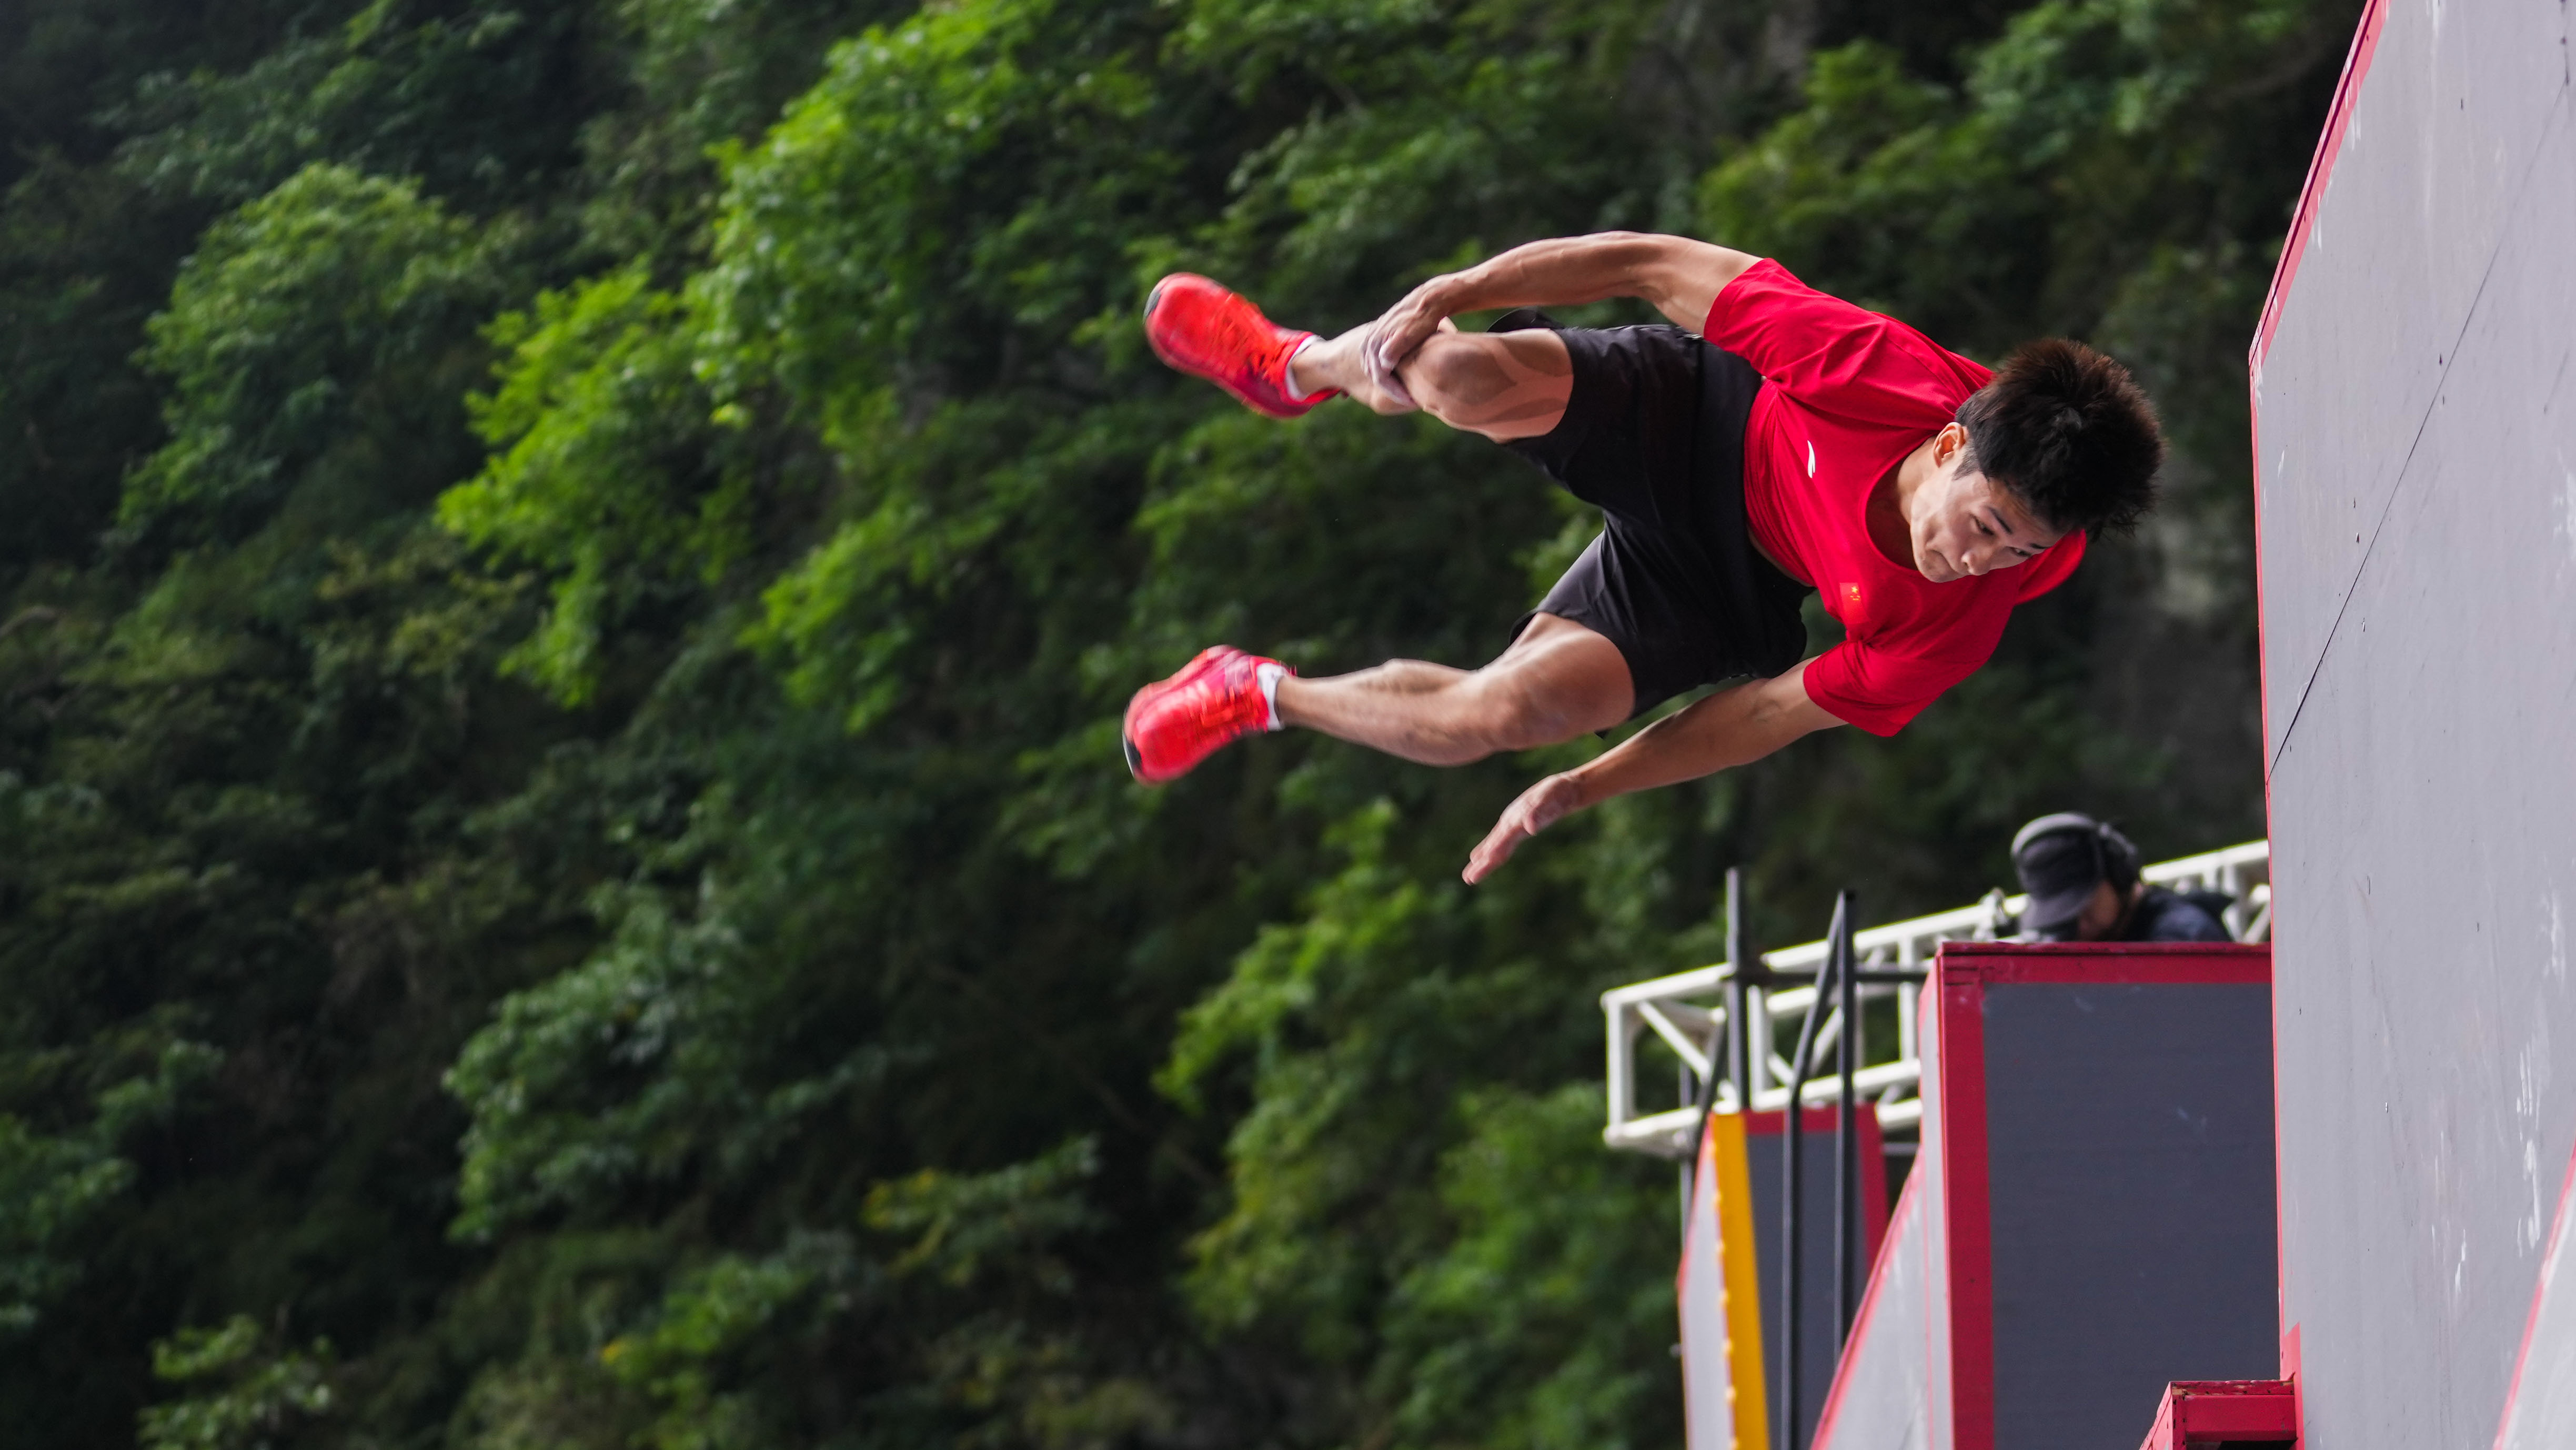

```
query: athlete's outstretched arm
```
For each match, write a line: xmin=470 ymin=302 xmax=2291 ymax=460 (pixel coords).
xmin=1460 ymin=662 xmax=1842 ymax=884
xmin=1366 ymin=233 xmax=1762 ymax=394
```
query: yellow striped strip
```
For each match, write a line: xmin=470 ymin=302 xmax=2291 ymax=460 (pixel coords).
xmin=1709 ymin=1112 xmax=1770 ymax=1450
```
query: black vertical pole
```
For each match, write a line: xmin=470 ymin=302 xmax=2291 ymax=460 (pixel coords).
xmin=1778 ymin=894 xmax=1846 ymax=1450
xmin=1835 ymin=889 xmax=1861 ymax=1343
xmin=1725 ymin=869 xmax=1751 ymax=1122
xmin=1777 ymin=1011 xmax=1803 ymax=1450
xmin=1681 ymin=1059 xmax=1694 ymax=1236
xmin=1687 ymin=870 xmax=1754 ymax=1227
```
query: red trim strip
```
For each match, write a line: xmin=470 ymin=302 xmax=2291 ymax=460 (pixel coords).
xmin=2279 ymin=1322 xmax=2304 ymax=1448
xmin=1676 ymin=1119 xmax=1716 ymax=1292
xmin=1810 ymin=1164 xmax=1925 ymax=1450
xmin=1742 ymin=1105 xmax=1877 ymax=1135
xmin=2139 ymin=1385 xmax=2181 ymax=1450
xmin=1917 ymin=979 xmax=1946 ymax=1444
xmin=1938 ymin=972 xmax=1996 ymax=1450
xmin=1936 ymin=943 xmax=2261 ymax=958
xmin=1935 ymin=942 xmax=2271 ymax=986
xmin=2250 ymin=0 xmax=2390 ymax=372
xmin=2493 ymin=1137 xmax=2576 ymax=1448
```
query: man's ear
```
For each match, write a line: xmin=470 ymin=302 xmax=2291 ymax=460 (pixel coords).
xmin=1935 ymin=420 xmax=1970 ymax=467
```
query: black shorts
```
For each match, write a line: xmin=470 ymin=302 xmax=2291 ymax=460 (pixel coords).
xmin=1503 ymin=321 xmax=1813 ymax=717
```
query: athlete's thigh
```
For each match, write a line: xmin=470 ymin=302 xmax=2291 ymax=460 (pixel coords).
xmin=1480 ymin=612 xmax=1634 ymax=738
xmin=1407 ymin=329 xmax=1573 ymax=441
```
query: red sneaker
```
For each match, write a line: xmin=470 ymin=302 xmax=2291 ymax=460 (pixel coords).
xmin=1143 ymin=274 xmax=1338 ymax=419
xmin=1122 ymin=646 xmax=1292 ymax=783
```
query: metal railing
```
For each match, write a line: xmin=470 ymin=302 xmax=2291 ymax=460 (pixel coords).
xmin=1602 ymin=840 xmax=2272 ymax=1156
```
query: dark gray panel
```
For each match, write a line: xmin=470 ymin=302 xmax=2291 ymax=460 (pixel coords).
xmin=2261 ymin=18 xmax=2576 ymax=1444
xmin=1982 ymin=982 xmax=2279 ymax=1450
xmin=1749 ymin=1122 xmax=1866 ymax=1447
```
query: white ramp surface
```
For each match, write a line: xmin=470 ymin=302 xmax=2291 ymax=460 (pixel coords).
xmin=1810 ymin=1172 xmax=1931 ymax=1450
xmin=1679 ymin=1132 xmax=1736 ymax=1450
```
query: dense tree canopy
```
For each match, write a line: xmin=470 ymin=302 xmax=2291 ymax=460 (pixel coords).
xmin=0 ymin=0 xmax=2350 ymax=1445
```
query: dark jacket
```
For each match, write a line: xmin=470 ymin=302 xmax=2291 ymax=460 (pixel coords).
xmin=2118 ymin=886 xmax=2231 ymax=943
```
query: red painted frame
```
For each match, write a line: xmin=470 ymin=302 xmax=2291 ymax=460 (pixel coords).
xmin=1932 ymin=942 xmax=2276 ymax=1450
xmin=1938 ymin=959 xmax=1997 ymax=1450
xmin=2136 ymin=1379 xmax=2299 ymax=1449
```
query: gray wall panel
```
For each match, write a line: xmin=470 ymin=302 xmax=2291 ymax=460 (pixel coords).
xmin=1981 ymin=983 xmax=2279 ymax=1450
xmin=2258 ymin=5 xmax=2576 ymax=1446
xmin=2253 ymin=0 xmax=2571 ymax=754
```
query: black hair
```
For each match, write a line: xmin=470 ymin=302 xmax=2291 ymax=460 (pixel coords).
xmin=1954 ymin=339 xmax=2165 ymax=538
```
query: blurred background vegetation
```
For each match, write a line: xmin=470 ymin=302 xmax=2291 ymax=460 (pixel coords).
xmin=0 ymin=0 xmax=2348 ymax=1444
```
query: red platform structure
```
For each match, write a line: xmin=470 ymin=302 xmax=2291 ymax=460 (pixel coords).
xmin=1680 ymin=943 xmax=2277 ymax=1450
xmin=2133 ymin=1381 xmax=2297 ymax=1450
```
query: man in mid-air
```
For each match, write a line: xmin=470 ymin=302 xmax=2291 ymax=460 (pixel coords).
xmin=1123 ymin=232 xmax=2164 ymax=883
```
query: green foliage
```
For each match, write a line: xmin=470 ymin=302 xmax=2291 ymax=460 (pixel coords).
xmin=0 ymin=0 xmax=2353 ymax=1445
xmin=1379 ymin=1085 xmax=1681 ymax=1450
xmin=446 ymin=885 xmax=753 ymax=1241
xmin=112 ymin=0 xmax=601 ymax=211
xmin=0 ymin=1117 xmax=127 ymax=1330
xmin=0 ymin=990 xmax=220 ymax=1332
xmin=446 ymin=265 xmax=742 ymax=701
xmin=864 ymin=1136 xmax=1102 ymax=1291
xmin=126 ymin=163 xmax=499 ymax=546
xmin=697 ymin=0 xmax=1163 ymax=409
xmin=138 ymin=1316 xmax=335 ymax=1450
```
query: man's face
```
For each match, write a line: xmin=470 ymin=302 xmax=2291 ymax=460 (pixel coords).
xmin=2070 ymin=879 xmax=2126 ymax=941
xmin=1913 ymin=424 xmax=2067 ymax=583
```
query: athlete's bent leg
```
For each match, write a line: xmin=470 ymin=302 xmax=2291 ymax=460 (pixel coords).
xmin=1289 ymin=325 xmax=1573 ymax=441
xmin=1141 ymin=270 xmax=1572 ymax=438
xmin=1272 ymin=613 xmax=1631 ymax=766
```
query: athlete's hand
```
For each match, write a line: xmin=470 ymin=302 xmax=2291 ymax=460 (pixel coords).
xmin=1364 ymin=275 xmax=1464 ymax=408
xmin=1463 ymin=771 xmax=1589 ymax=884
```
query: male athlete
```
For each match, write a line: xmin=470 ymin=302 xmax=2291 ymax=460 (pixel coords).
xmin=1122 ymin=231 xmax=2162 ymax=884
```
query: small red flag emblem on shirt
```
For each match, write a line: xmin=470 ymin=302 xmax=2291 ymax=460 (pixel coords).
xmin=1838 ymin=581 xmax=1864 ymax=611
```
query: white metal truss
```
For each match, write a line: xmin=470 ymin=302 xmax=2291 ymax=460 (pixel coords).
xmin=1599 ymin=840 xmax=2273 ymax=1156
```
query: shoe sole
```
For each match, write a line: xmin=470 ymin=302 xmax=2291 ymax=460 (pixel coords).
xmin=1122 ymin=730 xmax=1148 ymax=783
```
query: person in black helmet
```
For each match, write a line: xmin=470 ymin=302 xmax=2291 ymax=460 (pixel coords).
xmin=2009 ymin=813 xmax=2230 ymax=943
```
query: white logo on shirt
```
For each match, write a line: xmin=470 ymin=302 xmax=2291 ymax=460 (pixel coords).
xmin=1806 ymin=440 xmax=1816 ymax=477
